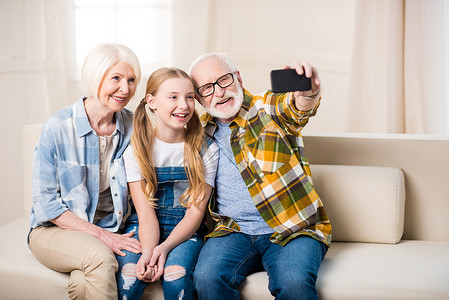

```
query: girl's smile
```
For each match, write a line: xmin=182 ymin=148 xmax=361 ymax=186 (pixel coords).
xmin=147 ymin=77 xmax=196 ymax=143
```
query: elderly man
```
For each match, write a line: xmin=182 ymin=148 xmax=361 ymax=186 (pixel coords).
xmin=188 ymin=53 xmax=331 ymax=300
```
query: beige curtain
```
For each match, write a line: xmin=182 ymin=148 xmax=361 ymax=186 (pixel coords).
xmin=347 ymin=0 xmax=448 ymax=134
xmin=404 ymin=0 xmax=448 ymax=133
xmin=43 ymin=0 xmax=81 ymax=116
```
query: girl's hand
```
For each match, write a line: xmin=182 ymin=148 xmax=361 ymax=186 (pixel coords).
xmin=148 ymin=244 xmax=169 ymax=282
xmin=136 ymin=251 xmax=157 ymax=282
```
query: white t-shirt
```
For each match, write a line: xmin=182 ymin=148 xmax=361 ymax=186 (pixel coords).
xmin=123 ymin=137 xmax=219 ymax=187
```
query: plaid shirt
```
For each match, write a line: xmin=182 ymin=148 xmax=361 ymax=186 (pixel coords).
xmin=202 ymin=89 xmax=331 ymax=247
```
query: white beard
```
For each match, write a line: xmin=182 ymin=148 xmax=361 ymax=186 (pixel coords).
xmin=203 ymin=83 xmax=244 ymax=121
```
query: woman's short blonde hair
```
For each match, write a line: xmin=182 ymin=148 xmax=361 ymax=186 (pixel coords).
xmin=81 ymin=43 xmax=141 ymax=98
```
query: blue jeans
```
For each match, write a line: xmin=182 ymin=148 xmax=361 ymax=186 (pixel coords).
xmin=193 ymin=233 xmax=327 ymax=300
xmin=116 ymin=214 xmax=204 ymax=299
xmin=116 ymin=166 xmax=205 ymax=299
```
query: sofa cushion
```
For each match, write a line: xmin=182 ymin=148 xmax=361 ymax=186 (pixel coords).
xmin=310 ymin=164 xmax=405 ymax=244
xmin=2 ymin=219 xmax=448 ymax=300
xmin=0 ymin=218 xmax=69 ymax=299
xmin=241 ymin=241 xmax=449 ymax=300
xmin=317 ymin=241 xmax=449 ymax=299
xmin=0 ymin=217 xmax=164 ymax=300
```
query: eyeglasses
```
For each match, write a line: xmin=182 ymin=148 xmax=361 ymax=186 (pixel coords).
xmin=196 ymin=73 xmax=234 ymax=97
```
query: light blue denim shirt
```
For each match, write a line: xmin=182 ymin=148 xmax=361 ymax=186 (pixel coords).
xmin=29 ymin=98 xmax=133 ymax=232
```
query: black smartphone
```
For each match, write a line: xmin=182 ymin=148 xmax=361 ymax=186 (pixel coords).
xmin=270 ymin=69 xmax=312 ymax=93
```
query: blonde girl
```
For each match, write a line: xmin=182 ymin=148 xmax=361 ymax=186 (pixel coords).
xmin=116 ymin=67 xmax=219 ymax=299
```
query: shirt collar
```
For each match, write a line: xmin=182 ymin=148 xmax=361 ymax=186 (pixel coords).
xmin=231 ymin=88 xmax=253 ymax=128
xmin=73 ymin=97 xmax=125 ymax=137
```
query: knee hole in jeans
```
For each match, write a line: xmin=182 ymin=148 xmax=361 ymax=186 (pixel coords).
xmin=164 ymin=265 xmax=186 ymax=282
xmin=121 ymin=263 xmax=137 ymax=290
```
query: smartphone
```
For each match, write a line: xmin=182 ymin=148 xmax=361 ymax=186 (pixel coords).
xmin=270 ymin=69 xmax=312 ymax=93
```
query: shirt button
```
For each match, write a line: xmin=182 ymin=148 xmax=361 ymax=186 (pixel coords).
xmin=118 ymin=211 xmax=122 ymax=215
xmin=114 ymin=193 xmax=118 ymax=197
xmin=112 ymin=176 xmax=116 ymax=180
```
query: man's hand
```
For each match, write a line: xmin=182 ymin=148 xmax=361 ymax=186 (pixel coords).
xmin=285 ymin=62 xmax=321 ymax=111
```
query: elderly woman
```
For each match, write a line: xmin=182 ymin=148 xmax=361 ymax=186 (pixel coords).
xmin=28 ymin=43 xmax=142 ymax=299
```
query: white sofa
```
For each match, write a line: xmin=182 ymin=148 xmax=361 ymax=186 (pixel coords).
xmin=0 ymin=125 xmax=448 ymax=300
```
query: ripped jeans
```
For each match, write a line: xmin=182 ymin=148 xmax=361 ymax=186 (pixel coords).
xmin=116 ymin=166 xmax=205 ymax=299
xmin=116 ymin=213 xmax=204 ymax=300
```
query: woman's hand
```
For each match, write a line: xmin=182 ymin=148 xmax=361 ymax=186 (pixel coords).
xmin=97 ymin=229 xmax=142 ymax=256
xmin=51 ymin=210 xmax=141 ymax=256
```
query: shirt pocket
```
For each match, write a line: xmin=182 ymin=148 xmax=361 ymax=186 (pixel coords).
xmin=57 ymin=160 xmax=88 ymax=205
xmin=248 ymin=123 xmax=293 ymax=175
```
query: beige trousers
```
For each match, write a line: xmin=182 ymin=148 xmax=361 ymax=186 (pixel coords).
xmin=28 ymin=226 xmax=118 ymax=300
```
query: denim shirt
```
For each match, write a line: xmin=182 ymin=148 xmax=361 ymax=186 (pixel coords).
xmin=29 ymin=98 xmax=133 ymax=232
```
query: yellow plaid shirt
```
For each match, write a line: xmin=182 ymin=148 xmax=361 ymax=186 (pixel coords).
xmin=202 ymin=89 xmax=331 ymax=247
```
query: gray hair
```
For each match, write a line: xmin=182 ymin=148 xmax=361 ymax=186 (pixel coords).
xmin=188 ymin=52 xmax=238 ymax=76
xmin=81 ymin=43 xmax=141 ymax=98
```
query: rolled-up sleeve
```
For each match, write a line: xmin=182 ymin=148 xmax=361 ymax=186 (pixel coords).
xmin=31 ymin=125 xmax=68 ymax=226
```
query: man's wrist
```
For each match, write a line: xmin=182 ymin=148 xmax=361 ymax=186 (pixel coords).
xmin=302 ymin=90 xmax=320 ymax=100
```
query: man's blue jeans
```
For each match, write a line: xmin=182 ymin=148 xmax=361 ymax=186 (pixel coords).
xmin=193 ymin=233 xmax=327 ymax=300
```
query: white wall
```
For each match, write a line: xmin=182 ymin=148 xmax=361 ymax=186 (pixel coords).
xmin=0 ymin=0 xmax=356 ymax=225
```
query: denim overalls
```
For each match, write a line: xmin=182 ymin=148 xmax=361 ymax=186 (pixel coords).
xmin=116 ymin=166 xmax=205 ymax=300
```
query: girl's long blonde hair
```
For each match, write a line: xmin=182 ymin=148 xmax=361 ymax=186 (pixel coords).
xmin=131 ymin=67 xmax=206 ymax=208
